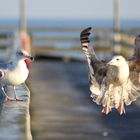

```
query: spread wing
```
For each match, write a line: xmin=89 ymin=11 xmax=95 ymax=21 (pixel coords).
xmin=80 ymin=27 xmax=107 ymax=104
xmin=126 ymin=35 xmax=140 ymax=103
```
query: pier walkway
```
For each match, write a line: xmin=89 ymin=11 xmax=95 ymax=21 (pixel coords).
xmin=28 ymin=60 xmax=140 ymax=140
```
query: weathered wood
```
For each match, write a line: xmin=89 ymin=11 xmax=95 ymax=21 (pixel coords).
xmin=28 ymin=61 xmax=140 ymax=140
xmin=0 ymin=84 xmax=32 ymax=140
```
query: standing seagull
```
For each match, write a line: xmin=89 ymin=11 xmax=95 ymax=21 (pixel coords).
xmin=80 ymin=27 xmax=140 ymax=115
xmin=0 ymin=49 xmax=33 ymax=101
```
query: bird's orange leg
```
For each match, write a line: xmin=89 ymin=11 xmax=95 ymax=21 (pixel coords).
xmin=13 ymin=86 xmax=24 ymax=101
xmin=1 ymin=86 xmax=15 ymax=102
xmin=102 ymin=105 xmax=112 ymax=114
xmin=102 ymin=97 xmax=112 ymax=114
xmin=117 ymin=102 xmax=126 ymax=115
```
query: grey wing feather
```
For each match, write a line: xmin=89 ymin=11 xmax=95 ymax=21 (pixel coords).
xmin=126 ymin=34 xmax=140 ymax=105
xmin=128 ymin=34 xmax=140 ymax=86
xmin=80 ymin=27 xmax=107 ymax=103
xmin=134 ymin=34 xmax=140 ymax=59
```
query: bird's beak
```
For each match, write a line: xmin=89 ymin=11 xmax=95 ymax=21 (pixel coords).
xmin=107 ymin=61 xmax=111 ymax=65
xmin=107 ymin=59 xmax=114 ymax=65
xmin=25 ymin=55 xmax=34 ymax=61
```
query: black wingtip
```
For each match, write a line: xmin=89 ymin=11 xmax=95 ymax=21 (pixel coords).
xmin=81 ymin=27 xmax=92 ymax=35
xmin=84 ymin=27 xmax=92 ymax=32
xmin=80 ymin=27 xmax=92 ymax=43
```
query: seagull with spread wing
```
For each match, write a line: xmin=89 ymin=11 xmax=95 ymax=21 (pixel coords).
xmin=80 ymin=27 xmax=140 ymax=115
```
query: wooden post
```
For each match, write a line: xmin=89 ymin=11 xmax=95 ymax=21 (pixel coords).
xmin=113 ymin=0 xmax=121 ymax=54
xmin=19 ymin=0 xmax=31 ymax=53
xmin=114 ymin=0 xmax=120 ymax=32
xmin=19 ymin=0 xmax=26 ymax=34
xmin=19 ymin=0 xmax=31 ymax=69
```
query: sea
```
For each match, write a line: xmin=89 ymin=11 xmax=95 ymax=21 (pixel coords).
xmin=0 ymin=19 xmax=140 ymax=29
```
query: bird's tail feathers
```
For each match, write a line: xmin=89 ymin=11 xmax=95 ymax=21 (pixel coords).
xmin=90 ymin=79 xmax=140 ymax=109
xmin=90 ymin=78 xmax=107 ymax=105
xmin=124 ymin=79 xmax=140 ymax=105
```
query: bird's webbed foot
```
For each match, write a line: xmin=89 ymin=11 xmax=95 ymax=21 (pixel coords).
xmin=4 ymin=97 xmax=15 ymax=102
xmin=14 ymin=97 xmax=24 ymax=102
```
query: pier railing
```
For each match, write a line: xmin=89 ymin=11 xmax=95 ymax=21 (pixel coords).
xmin=0 ymin=27 xmax=136 ymax=60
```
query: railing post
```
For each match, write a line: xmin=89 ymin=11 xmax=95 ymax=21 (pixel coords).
xmin=19 ymin=0 xmax=31 ymax=69
xmin=113 ymin=0 xmax=121 ymax=54
xmin=19 ymin=0 xmax=31 ymax=54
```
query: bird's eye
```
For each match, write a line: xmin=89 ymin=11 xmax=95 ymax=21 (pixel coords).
xmin=17 ymin=51 xmax=23 ymax=56
xmin=116 ymin=58 xmax=119 ymax=61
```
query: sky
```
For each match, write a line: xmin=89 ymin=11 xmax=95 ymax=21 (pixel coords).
xmin=0 ymin=0 xmax=140 ymax=20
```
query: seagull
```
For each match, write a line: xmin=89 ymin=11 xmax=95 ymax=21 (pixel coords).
xmin=80 ymin=27 xmax=140 ymax=115
xmin=0 ymin=49 xmax=33 ymax=101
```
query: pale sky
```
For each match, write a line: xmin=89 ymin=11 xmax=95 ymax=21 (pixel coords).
xmin=0 ymin=0 xmax=139 ymax=20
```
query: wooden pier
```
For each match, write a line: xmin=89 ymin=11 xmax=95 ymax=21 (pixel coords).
xmin=28 ymin=60 xmax=140 ymax=140
xmin=0 ymin=26 xmax=139 ymax=139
